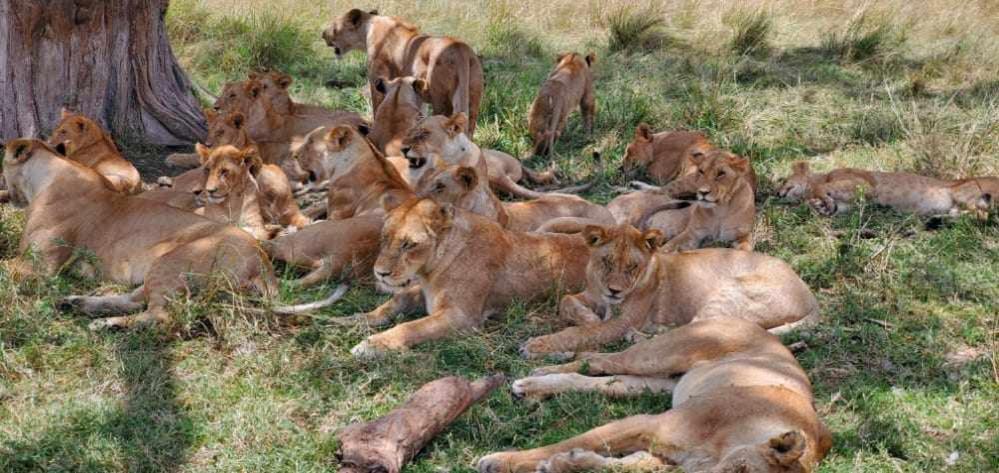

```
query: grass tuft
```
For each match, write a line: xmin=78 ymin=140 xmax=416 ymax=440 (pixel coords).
xmin=823 ymin=10 xmax=907 ymax=63
xmin=726 ymin=8 xmax=774 ymax=56
xmin=604 ymin=5 xmax=670 ymax=54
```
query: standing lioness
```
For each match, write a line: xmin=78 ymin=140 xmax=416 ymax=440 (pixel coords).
xmin=521 ymin=224 xmax=818 ymax=359
xmin=323 ymin=9 xmax=484 ymax=136
xmin=528 ymin=52 xmax=596 ymax=156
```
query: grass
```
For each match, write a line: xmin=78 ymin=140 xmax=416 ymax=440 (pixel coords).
xmin=2 ymin=0 xmax=999 ymax=472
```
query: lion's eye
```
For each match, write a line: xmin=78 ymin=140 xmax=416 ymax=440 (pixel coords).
xmin=401 ymin=240 xmax=416 ymax=250
xmin=220 ymin=170 xmax=228 ymax=177
xmin=716 ymin=171 xmax=726 ymax=179
xmin=434 ymin=183 xmax=446 ymax=192
xmin=698 ymin=169 xmax=706 ymax=175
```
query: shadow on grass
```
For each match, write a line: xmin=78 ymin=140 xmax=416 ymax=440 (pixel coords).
xmin=0 ymin=333 xmax=194 ymax=472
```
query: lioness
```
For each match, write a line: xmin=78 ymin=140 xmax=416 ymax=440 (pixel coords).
xmin=369 ymin=76 xmax=430 ymax=157
xmin=47 ymin=109 xmax=141 ymax=194
xmin=2 ymin=139 xmax=275 ymax=329
xmin=421 ymin=165 xmax=614 ymax=232
xmin=520 ymin=224 xmax=818 ymax=358
xmin=193 ymin=144 xmax=310 ymax=239
xmin=644 ymin=149 xmax=756 ymax=251
xmin=323 ymin=9 xmax=484 ymax=136
xmin=346 ymin=198 xmax=591 ymax=358
xmin=294 ymin=125 xmax=413 ymax=221
xmin=478 ymin=318 xmax=832 ymax=473
xmin=779 ymin=161 xmax=998 ymax=217
xmin=622 ymin=124 xmax=713 ymax=184
xmin=528 ymin=52 xmax=596 ymax=156
xmin=264 ymin=214 xmax=383 ymax=288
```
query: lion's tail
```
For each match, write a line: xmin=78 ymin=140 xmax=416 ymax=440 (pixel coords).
xmin=451 ymin=51 xmax=471 ymax=121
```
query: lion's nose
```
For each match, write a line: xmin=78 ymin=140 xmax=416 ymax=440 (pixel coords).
xmin=375 ymin=270 xmax=391 ymax=279
xmin=308 ymin=171 xmax=318 ymax=183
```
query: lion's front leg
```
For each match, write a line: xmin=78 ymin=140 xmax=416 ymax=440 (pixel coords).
xmin=558 ymin=291 xmax=606 ymax=325
xmin=346 ymin=285 xmax=424 ymax=327
xmin=351 ymin=303 xmax=479 ymax=359
xmin=477 ymin=414 xmax=663 ymax=473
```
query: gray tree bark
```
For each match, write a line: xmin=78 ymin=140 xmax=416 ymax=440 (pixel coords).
xmin=0 ymin=0 xmax=205 ymax=147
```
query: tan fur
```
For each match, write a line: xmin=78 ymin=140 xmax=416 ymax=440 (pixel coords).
xmin=369 ymin=75 xmax=431 ymax=156
xmin=779 ymin=161 xmax=999 ymax=217
xmin=401 ymin=114 xmax=510 ymax=224
xmin=323 ymin=9 xmax=484 ymax=136
xmin=622 ymin=124 xmax=714 ymax=184
xmin=347 ymin=198 xmax=591 ymax=358
xmin=527 ymin=52 xmax=596 ymax=156
xmin=478 ymin=319 xmax=832 ymax=473
xmin=47 ymin=110 xmax=141 ymax=194
xmin=295 ymin=125 xmax=413 ymax=220
xmin=521 ymin=224 xmax=819 ymax=358
xmin=420 ymin=165 xmax=614 ymax=232
xmin=648 ymin=149 xmax=757 ymax=251
xmin=263 ymin=215 xmax=383 ymax=288
xmin=2 ymin=139 xmax=276 ymax=330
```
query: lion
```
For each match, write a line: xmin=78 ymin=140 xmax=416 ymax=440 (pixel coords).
xmin=263 ymin=214 xmax=383 ymax=288
xmin=527 ymin=52 xmax=596 ymax=156
xmin=420 ymin=165 xmax=614 ymax=232
xmin=779 ymin=161 xmax=998 ymax=217
xmin=641 ymin=149 xmax=756 ymax=251
xmin=477 ymin=318 xmax=832 ymax=473
xmin=192 ymin=143 xmax=310 ymax=239
xmin=368 ymin=76 xmax=430 ymax=157
xmin=622 ymin=124 xmax=713 ymax=184
xmin=294 ymin=125 xmax=414 ymax=221
xmin=2 ymin=139 xmax=340 ymax=330
xmin=47 ymin=109 xmax=141 ymax=194
xmin=344 ymin=197 xmax=591 ymax=358
xmin=520 ymin=223 xmax=818 ymax=359
xmin=322 ymin=9 xmax=484 ymax=136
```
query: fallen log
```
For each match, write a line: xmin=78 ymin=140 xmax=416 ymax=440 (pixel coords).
xmin=336 ymin=374 xmax=505 ymax=473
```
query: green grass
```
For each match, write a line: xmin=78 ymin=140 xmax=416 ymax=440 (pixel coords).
xmin=2 ymin=1 xmax=998 ymax=472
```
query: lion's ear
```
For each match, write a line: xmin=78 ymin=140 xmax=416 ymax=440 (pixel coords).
xmin=195 ymin=143 xmax=211 ymax=165
xmin=246 ymin=81 xmax=262 ymax=99
xmin=325 ymin=126 xmax=353 ymax=150
xmin=446 ymin=112 xmax=468 ymax=137
xmin=241 ymin=145 xmax=263 ymax=174
xmin=728 ymin=155 xmax=750 ymax=174
xmin=766 ymin=431 xmax=807 ymax=467
xmin=412 ymin=78 xmax=431 ymax=101
xmin=635 ymin=123 xmax=653 ymax=142
xmin=641 ymin=229 xmax=664 ymax=251
xmin=374 ymin=77 xmax=388 ymax=95
xmin=60 ymin=107 xmax=73 ymax=120
xmin=274 ymin=73 xmax=293 ymax=90
xmin=582 ymin=225 xmax=608 ymax=247
xmin=585 ymin=52 xmax=596 ymax=67
xmin=792 ymin=161 xmax=811 ymax=176
xmin=455 ymin=166 xmax=478 ymax=191
xmin=227 ymin=112 xmax=245 ymax=130
xmin=7 ymin=139 xmax=39 ymax=163
xmin=347 ymin=8 xmax=366 ymax=26
xmin=555 ymin=52 xmax=570 ymax=63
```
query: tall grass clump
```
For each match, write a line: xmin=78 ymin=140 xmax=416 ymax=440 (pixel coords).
xmin=483 ymin=8 xmax=546 ymax=60
xmin=725 ymin=8 xmax=773 ymax=56
xmin=605 ymin=6 xmax=670 ymax=54
xmin=823 ymin=10 xmax=907 ymax=63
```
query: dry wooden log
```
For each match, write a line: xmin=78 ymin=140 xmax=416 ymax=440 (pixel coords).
xmin=336 ymin=374 xmax=505 ymax=473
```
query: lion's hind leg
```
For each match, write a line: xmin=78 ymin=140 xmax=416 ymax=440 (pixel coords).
xmin=511 ymin=372 xmax=676 ymax=399
xmin=59 ymin=287 xmax=146 ymax=317
xmin=538 ymin=449 xmax=667 ymax=473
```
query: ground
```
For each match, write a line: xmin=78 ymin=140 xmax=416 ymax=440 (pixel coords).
xmin=1 ymin=1 xmax=997 ymax=472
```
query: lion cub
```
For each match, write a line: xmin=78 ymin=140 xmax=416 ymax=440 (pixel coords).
xmin=780 ymin=161 xmax=998 ymax=217
xmin=528 ymin=52 xmax=596 ymax=156
xmin=520 ymin=224 xmax=818 ymax=359
xmin=420 ymin=165 xmax=614 ymax=232
xmin=347 ymin=198 xmax=591 ymax=358
xmin=622 ymin=123 xmax=713 ymax=184
xmin=478 ymin=318 xmax=832 ymax=473
xmin=47 ymin=109 xmax=141 ymax=194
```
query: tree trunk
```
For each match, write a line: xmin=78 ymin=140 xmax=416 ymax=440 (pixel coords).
xmin=0 ymin=0 xmax=205 ymax=149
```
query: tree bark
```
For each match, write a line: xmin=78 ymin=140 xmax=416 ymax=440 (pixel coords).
xmin=0 ymin=0 xmax=205 ymax=148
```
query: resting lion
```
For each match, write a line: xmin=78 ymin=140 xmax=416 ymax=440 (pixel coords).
xmin=528 ymin=52 xmax=596 ymax=156
xmin=779 ymin=161 xmax=998 ymax=217
xmin=520 ymin=224 xmax=818 ymax=359
xmin=2 ymin=140 xmax=275 ymax=329
xmin=478 ymin=318 xmax=832 ymax=473
xmin=264 ymin=215 xmax=383 ymax=288
xmin=192 ymin=143 xmax=310 ymax=239
xmin=420 ymin=165 xmax=614 ymax=232
xmin=346 ymin=198 xmax=591 ymax=358
xmin=621 ymin=123 xmax=713 ymax=184
xmin=323 ymin=9 xmax=483 ymax=136
xmin=47 ymin=109 xmax=141 ymax=194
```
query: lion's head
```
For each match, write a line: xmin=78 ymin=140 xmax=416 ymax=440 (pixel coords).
xmin=293 ymin=124 xmax=371 ymax=185
xmin=3 ymin=139 xmax=62 ymax=208
xmin=670 ymin=150 xmax=751 ymax=207
xmin=194 ymin=144 xmax=261 ymax=205
xmin=622 ymin=125 xmax=711 ymax=179
xmin=373 ymin=197 xmax=453 ymax=291
xmin=709 ymin=431 xmax=810 ymax=473
xmin=953 ymin=177 xmax=998 ymax=216
xmin=778 ymin=161 xmax=813 ymax=202
xmin=204 ymin=109 xmax=250 ymax=148
xmin=322 ymin=8 xmax=376 ymax=58
xmin=416 ymin=164 xmax=478 ymax=204
xmin=47 ymin=109 xmax=114 ymax=156
xmin=248 ymin=70 xmax=294 ymax=115
xmin=581 ymin=224 xmax=663 ymax=305
xmin=214 ymin=80 xmax=261 ymax=113
xmin=371 ymin=76 xmax=430 ymax=151
xmin=400 ymin=113 xmax=472 ymax=172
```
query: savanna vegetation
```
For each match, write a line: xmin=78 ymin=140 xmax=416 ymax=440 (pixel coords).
xmin=1 ymin=1 xmax=997 ymax=471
